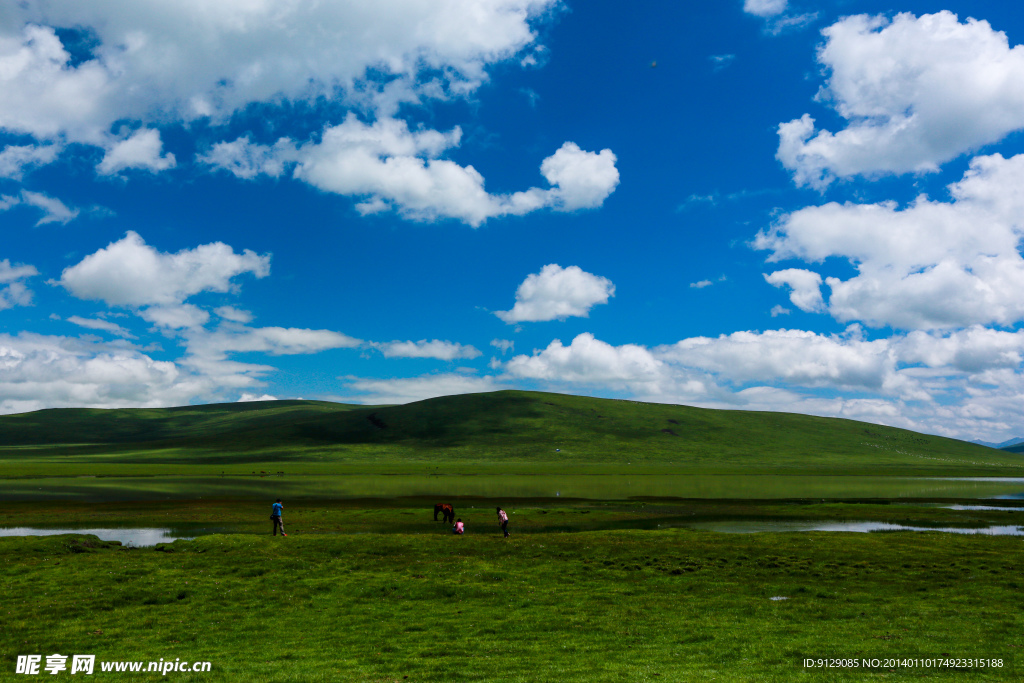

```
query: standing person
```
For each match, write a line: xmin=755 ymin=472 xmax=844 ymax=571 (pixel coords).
xmin=271 ymin=498 xmax=287 ymax=536
xmin=452 ymin=518 xmax=464 ymax=535
xmin=496 ymin=506 xmax=509 ymax=538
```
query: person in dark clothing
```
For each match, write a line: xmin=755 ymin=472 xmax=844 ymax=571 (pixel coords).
xmin=496 ymin=506 xmax=509 ymax=538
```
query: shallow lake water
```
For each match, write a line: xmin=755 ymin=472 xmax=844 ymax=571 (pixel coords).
xmin=681 ymin=520 xmax=1024 ymax=535
xmin=0 ymin=527 xmax=198 ymax=546
xmin=6 ymin=474 xmax=1024 ymax=501
xmin=4 ymin=520 xmax=1021 ymax=541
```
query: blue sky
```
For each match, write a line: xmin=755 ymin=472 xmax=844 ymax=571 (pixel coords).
xmin=3 ymin=0 xmax=1024 ymax=442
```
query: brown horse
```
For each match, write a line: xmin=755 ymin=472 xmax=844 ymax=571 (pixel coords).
xmin=433 ymin=503 xmax=455 ymax=524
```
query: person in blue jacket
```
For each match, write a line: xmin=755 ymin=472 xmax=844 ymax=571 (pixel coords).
xmin=271 ymin=498 xmax=287 ymax=536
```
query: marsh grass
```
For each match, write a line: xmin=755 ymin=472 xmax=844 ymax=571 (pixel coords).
xmin=2 ymin=502 xmax=1023 ymax=681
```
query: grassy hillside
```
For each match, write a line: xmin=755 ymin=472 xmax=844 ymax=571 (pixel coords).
xmin=0 ymin=390 xmax=1019 ymax=476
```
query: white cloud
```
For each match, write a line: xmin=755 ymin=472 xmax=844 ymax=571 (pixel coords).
xmin=19 ymin=190 xmax=79 ymax=225
xmin=496 ymin=264 xmax=615 ymax=323
xmin=0 ymin=258 xmax=38 ymax=310
xmin=656 ymin=328 xmax=900 ymax=393
xmin=139 ymin=304 xmax=211 ymax=330
xmin=690 ymin=280 xmax=713 ymax=289
xmin=66 ymin=315 xmax=135 ymax=338
xmin=187 ymin=325 xmax=362 ymax=359
xmin=896 ymin=327 xmax=1024 ymax=373
xmin=57 ymin=231 xmax=270 ymax=307
xmin=504 ymin=333 xmax=666 ymax=394
xmin=756 ymin=153 xmax=1024 ymax=330
xmin=778 ymin=12 xmax=1024 ymax=188
xmin=744 ymin=0 xmax=787 ymax=19
xmin=0 ymin=1 xmax=558 ymax=143
xmin=0 ymin=332 xmax=199 ymax=412
xmin=284 ymin=120 xmax=618 ymax=226
xmin=202 ymin=120 xmax=614 ymax=224
xmin=206 ymin=122 xmax=618 ymax=226
xmin=341 ymin=373 xmax=501 ymax=405
xmin=96 ymin=128 xmax=176 ymax=175
xmin=0 ymin=5 xmax=618 ymax=226
xmin=372 ymin=339 xmax=482 ymax=361
xmin=764 ymin=269 xmax=824 ymax=312
xmin=709 ymin=54 xmax=735 ymax=70
xmin=0 ymin=282 xmax=33 ymax=310
xmin=0 ymin=259 xmax=38 ymax=284
xmin=491 ymin=339 xmax=514 ymax=354
xmin=214 ymin=306 xmax=253 ymax=324
xmin=487 ymin=328 xmax=1024 ymax=440
xmin=0 ymin=144 xmax=60 ymax=179
xmin=770 ymin=305 xmax=791 ymax=317
xmin=536 ymin=142 xmax=619 ymax=211
xmin=199 ymin=137 xmax=298 ymax=180
xmin=238 ymin=392 xmax=277 ymax=402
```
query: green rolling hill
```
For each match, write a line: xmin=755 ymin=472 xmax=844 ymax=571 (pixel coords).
xmin=0 ymin=391 xmax=1019 ymax=476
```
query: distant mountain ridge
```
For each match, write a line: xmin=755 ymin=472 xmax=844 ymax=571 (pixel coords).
xmin=971 ymin=437 xmax=1024 ymax=449
xmin=0 ymin=390 xmax=1019 ymax=476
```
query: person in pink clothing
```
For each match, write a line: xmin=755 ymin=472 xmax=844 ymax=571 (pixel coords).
xmin=452 ymin=518 xmax=464 ymax=535
xmin=496 ymin=506 xmax=509 ymax=538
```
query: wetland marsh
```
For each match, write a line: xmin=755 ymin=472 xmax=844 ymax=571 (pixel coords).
xmin=3 ymin=393 xmax=1023 ymax=680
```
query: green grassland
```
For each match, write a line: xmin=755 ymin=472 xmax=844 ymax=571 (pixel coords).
xmin=3 ymin=510 xmax=1022 ymax=682
xmin=4 ymin=392 xmax=1024 ymax=680
xmin=0 ymin=391 xmax=1020 ymax=477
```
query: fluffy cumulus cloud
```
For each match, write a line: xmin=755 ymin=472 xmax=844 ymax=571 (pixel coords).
xmin=372 ymin=339 xmax=482 ymax=361
xmin=756 ymin=153 xmax=1024 ymax=330
xmin=96 ymin=129 xmax=176 ymax=175
xmin=763 ymin=269 xmax=824 ymax=313
xmin=207 ymin=120 xmax=619 ymax=226
xmin=656 ymin=328 xmax=903 ymax=394
xmin=342 ymin=373 xmax=501 ymax=405
xmin=779 ymin=12 xmax=1024 ymax=188
xmin=238 ymin=392 xmax=277 ymax=403
xmin=57 ymin=231 xmax=270 ymax=308
xmin=490 ymin=328 xmax=1024 ymax=440
xmin=0 ymin=332 xmax=196 ymax=413
xmin=0 ymin=2 xmax=620 ymax=225
xmin=897 ymin=327 xmax=1024 ymax=373
xmin=503 ymin=333 xmax=667 ymax=395
xmin=0 ymin=144 xmax=60 ymax=179
xmin=0 ymin=0 xmax=557 ymax=143
xmin=0 ymin=258 xmax=38 ymax=310
xmin=496 ymin=264 xmax=615 ymax=323
xmin=744 ymin=0 xmax=788 ymax=18
xmin=139 ymin=304 xmax=211 ymax=330
xmin=743 ymin=0 xmax=816 ymax=35
xmin=214 ymin=306 xmax=253 ymax=324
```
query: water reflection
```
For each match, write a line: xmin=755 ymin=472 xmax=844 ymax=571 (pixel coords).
xmin=0 ymin=527 xmax=194 ymax=546
xmin=683 ymin=520 xmax=1024 ymax=535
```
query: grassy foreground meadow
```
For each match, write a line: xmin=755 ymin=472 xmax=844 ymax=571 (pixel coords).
xmin=3 ymin=510 xmax=1023 ymax=682
xmin=2 ymin=392 xmax=1023 ymax=680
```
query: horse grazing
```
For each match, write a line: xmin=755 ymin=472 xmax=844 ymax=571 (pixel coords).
xmin=433 ymin=503 xmax=455 ymax=524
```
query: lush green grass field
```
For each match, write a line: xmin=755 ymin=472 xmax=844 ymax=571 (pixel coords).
xmin=3 ymin=392 xmax=1023 ymax=680
xmin=3 ymin=506 xmax=1022 ymax=682
xmin=1 ymin=391 xmax=1020 ymax=477
xmin=5 ymin=497 xmax=1024 ymax=535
